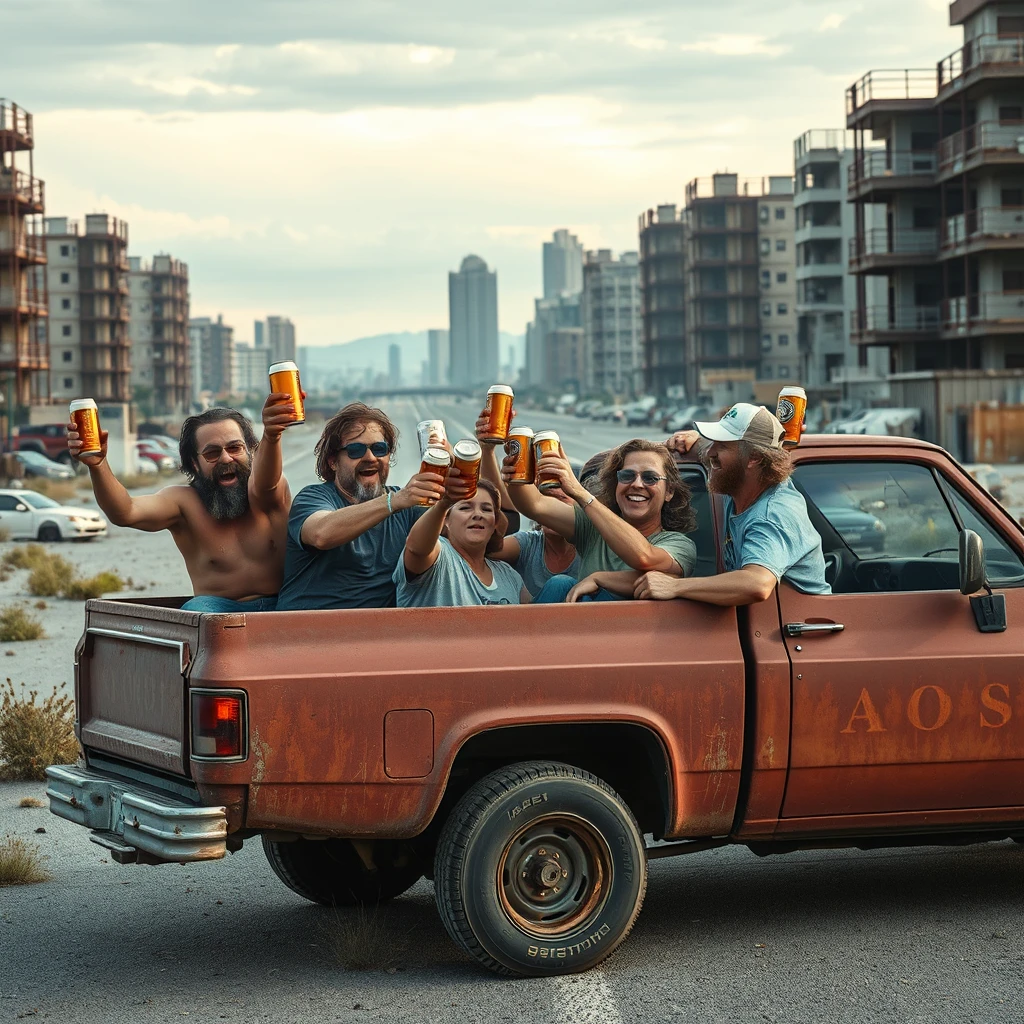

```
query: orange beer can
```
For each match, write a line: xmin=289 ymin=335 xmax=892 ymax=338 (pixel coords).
xmin=451 ymin=439 xmax=482 ymax=498
xmin=505 ymin=426 xmax=535 ymax=485
xmin=481 ymin=384 xmax=514 ymax=443
xmin=776 ymin=386 xmax=807 ymax=447
xmin=69 ymin=399 xmax=102 ymax=457
xmin=533 ymin=430 xmax=561 ymax=492
xmin=417 ymin=446 xmax=451 ymax=506
xmin=268 ymin=360 xmax=305 ymax=426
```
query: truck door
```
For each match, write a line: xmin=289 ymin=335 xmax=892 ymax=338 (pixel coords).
xmin=776 ymin=457 xmax=1024 ymax=831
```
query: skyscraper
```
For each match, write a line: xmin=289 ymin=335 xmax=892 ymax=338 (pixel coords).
xmin=543 ymin=229 xmax=584 ymax=299
xmin=448 ymin=255 xmax=499 ymax=388
xmin=427 ymin=328 xmax=450 ymax=386
xmin=582 ymin=250 xmax=641 ymax=397
xmin=265 ymin=315 xmax=296 ymax=363
xmin=388 ymin=343 xmax=401 ymax=388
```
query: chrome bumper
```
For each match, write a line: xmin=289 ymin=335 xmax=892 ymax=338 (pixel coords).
xmin=45 ymin=764 xmax=227 ymax=863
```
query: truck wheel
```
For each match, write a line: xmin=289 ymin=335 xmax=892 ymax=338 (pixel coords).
xmin=434 ymin=761 xmax=647 ymax=977
xmin=261 ymin=836 xmax=422 ymax=906
xmin=37 ymin=524 xmax=62 ymax=543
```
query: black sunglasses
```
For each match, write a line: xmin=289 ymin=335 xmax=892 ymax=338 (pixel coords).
xmin=341 ymin=441 xmax=390 ymax=460
xmin=616 ymin=469 xmax=667 ymax=486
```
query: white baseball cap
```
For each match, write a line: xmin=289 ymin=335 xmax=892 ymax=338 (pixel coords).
xmin=694 ymin=403 xmax=786 ymax=449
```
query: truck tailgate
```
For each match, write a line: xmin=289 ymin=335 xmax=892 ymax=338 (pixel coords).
xmin=76 ymin=599 xmax=201 ymax=776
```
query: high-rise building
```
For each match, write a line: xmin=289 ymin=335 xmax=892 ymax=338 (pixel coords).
xmin=544 ymin=327 xmax=585 ymax=392
xmin=231 ymin=341 xmax=270 ymax=395
xmin=448 ymin=255 xmax=499 ymax=388
xmin=128 ymin=254 xmax=190 ymax=415
xmin=265 ymin=315 xmax=296 ymax=364
xmin=543 ymin=229 xmax=584 ymax=299
xmin=524 ymin=293 xmax=581 ymax=389
xmin=254 ymin=319 xmax=264 ymax=350
xmin=582 ymin=249 xmax=641 ymax=397
xmin=388 ymin=343 xmax=401 ymax=388
xmin=189 ymin=314 xmax=233 ymax=396
xmin=639 ymin=204 xmax=687 ymax=397
xmin=756 ymin=178 xmax=798 ymax=382
xmin=46 ymin=213 xmax=130 ymax=403
xmin=427 ymin=328 xmax=450 ymax=386
xmin=0 ymin=99 xmax=49 ymax=412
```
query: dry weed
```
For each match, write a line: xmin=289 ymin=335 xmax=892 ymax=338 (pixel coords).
xmin=27 ymin=555 xmax=75 ymax=598
xmin=18 ymin=796 xmax=45 ymax=808
xmin=320 ymin=906 xmax=411 ymax=972
xmin=0 ymin=527 xmax=9 ymax=543
xmin=62 ymin=571 xmax=124 ymax=601
xmin=0 ymin=835 xmax=49 ymax=886
xmin=0 ymin=606 xmax=45 ymax=642
xmin=3 ymin=544 xmax=49 ymax=572
xmin=0 ymin=680 xmax=77 ymax=781
xmin=33 ymin=601 xmax=46 ymax=610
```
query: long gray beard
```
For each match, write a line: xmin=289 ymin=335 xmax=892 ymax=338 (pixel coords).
xmin=354 ymin=479 xmax=384 ymax=503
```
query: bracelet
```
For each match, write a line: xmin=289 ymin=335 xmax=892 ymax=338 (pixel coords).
xmin=580 ymin=494 xmax=595 ymax=509
xmin=386 ymin=491 xmax=393 ymax=515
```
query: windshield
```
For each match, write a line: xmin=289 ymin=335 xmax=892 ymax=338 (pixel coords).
xmin=19 ymin=491 xmax=60 ymax=509
xmin=17 ymin=451 xmax=50 ymax=464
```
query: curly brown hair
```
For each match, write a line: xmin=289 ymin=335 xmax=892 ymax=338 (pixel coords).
xmin=593 ymin=439 xmax=696 ymax=533
xmin=737 ymin=441 xmax=793 ymax=488
xmin=315 ymin=402 xmax=398 ymax=481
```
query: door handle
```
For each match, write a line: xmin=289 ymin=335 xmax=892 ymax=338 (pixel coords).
xmin=784 ymin=622 xmax=845 ymax=637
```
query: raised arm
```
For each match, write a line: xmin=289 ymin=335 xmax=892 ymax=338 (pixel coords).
xmin=475 ymin=411 xmax=513 ymax=509
xmin=500 ymin=451 xmax=576 ymax=540
xmin=67 ymin=420 xmax=183 ymax=531
xmin=249 ymin=392 xmax=295 ymax=513
xmin=401 ymin=495 xmax=451 ymax=575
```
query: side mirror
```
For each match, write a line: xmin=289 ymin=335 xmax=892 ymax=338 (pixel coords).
xmin=959 ymin=529 xmax=985 ymax=596
xmin=13 ymin=504 xmax=26 ymax=512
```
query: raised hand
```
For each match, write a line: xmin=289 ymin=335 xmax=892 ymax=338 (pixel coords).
xmin=66 ymin=419 xmax=108 ymax=467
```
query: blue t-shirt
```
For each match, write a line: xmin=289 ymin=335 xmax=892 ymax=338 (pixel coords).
xmin=511 ymin=529 xmax=582 ymax=599
xmin=723 ymin=479 xmax=830 ymax=595
xmin=276 ymin=482 xmax=424 ymax=610
xmin=394 ymin=537 xmax=525 ymax=608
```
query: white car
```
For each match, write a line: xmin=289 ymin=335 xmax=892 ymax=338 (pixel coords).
xmin=0 ymin=489 xmax=108 ymax=542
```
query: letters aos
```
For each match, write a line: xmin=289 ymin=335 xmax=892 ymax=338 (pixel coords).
xmin=840 ymin=683 xmax=1012 ymax=734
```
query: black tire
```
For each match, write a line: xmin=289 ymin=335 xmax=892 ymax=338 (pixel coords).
xmin=261 ymin=836 xmax=423 ymax=906
xmin=434 ymin=761 xmax=647 ymax=977
xmin=37 ymin=523 xmax=62 ymax=543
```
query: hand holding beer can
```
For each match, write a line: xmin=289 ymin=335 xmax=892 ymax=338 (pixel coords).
xmin=533 ymin=430 xmax=562 ymax=493
xmin=417 ymin=446 xmax=451 ymax=506
xmin=268 ymin=360 xmax=305 ymax=426
xmin=69 ymin=399 xmax=102 ymax=458
xmin=417 ymin=419 xmax=447 ymax=457
xmin=480 ymin=384 xmax=514 ymax=443
xmin=450 ymin=438 xmax=482 ymax=499
xmin=776 ymin=386 xmax=807 ymax=447
xmin=505 ymin=426 xmax=535 ymax=485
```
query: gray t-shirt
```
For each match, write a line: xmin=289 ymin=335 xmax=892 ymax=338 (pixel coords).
xmin=394 ymin=537 xmax=526 ymax=608
xmin=277 ymin=482 xmax=425 ymax=610
xmin=573 ymin=505 xmax=697 ymax=578
xmin=511 ymin=529 xmax=582 ymax=598
xmin=723 ymin=479 xmax=830 ymax=594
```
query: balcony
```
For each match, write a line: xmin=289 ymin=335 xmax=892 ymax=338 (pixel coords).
xmin=794 ymin=129 xmax=845 ymax=163
xmin=938 ymin=121 xmax=1024 ymax=178
xmin=943 ymin=293 xmax=1024 ymax=335
xmin=0 ymin=280 xmax=48 ymax=317
xmin=848 ymin=150 xmax=937 ymax=199
xmin=0 ymin=228 xmax=46 ymax=264
xmin=938 ymin=35 xmax=1024 ymax=101
xmin=852 ymin=304 xmax=940 ymax=344
xmin=0 ymin=101 xmax=34 ymax=150
xmin=0 ymin=169 xmax=45 ymax=213
xmin=849 ymin=228 xmax=938 ymax=272
xmin=846 ymin=70 xmax=937 ymax=126
xmin=941 ymin=207 xmax=1024 ymax=257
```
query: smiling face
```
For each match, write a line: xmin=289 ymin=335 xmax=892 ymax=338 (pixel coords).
xmin=705 ymin=441 xmax=749 ymax=497
xmin=446 ymin=491 xmax=498 ymax=552
xmin=614 ymin=450 xmax=672 ymax=530
xmin=191 ymin=420 xmax=252 ymax=521
xmin=330 ymin=420 xmax=391 ymax=502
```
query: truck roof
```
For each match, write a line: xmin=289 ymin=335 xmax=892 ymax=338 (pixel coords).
xmin=797 ymin=434 xmax=943 ymax=452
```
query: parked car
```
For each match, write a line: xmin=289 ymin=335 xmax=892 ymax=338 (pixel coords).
xmin=11 ymin=423 xmax=75 ymax=465
xmin=666 ymin=406 xmax=712 ymax=433
xmin=963 ymin=464 xmax=1008 ymax=504
xmin=136 ymin=440 xmax=175 ymax=472
xmin=134 ymin=457 xmax=158 ymax=476
xmin=816 ymin=501 xmax=887 ymax=554
xmin=14 ymin=450 xmax=75 ymax=480
xmin=625 ymin=405 xmax=651 ymax=426
xmin=0 ymin=488 xmax=107 ymax=541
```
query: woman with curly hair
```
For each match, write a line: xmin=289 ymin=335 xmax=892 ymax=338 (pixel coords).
xmin=503 ymin=438 xmax=697 ymax=603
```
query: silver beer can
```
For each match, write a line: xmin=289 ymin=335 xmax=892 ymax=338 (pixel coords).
xmin=417 ymin=419 xmax=447 ymax=456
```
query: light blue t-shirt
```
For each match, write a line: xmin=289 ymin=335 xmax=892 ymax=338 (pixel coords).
xmin=723 ymin=479 xmax=830 ymax=595
xmin=511 ymin=529 xmax=582 ymax=598
xmin=394 ymin=538 xmax=526 ymax=608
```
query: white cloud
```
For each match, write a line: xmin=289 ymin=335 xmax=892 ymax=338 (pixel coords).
xmin=819 ymin=14 xmax=848 ymax=32
xmin=679 ymin=34 xmax=787 ymax=58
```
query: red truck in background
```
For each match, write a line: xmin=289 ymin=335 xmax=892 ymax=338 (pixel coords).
xmin=10 ymin=423 xmax=76 ymax=464
xmin=46 ymin=435 xmax=1024 ymax=976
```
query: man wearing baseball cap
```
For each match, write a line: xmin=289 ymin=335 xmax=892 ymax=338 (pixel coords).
xmin=633 ymin=402 xmax=829 ymax=604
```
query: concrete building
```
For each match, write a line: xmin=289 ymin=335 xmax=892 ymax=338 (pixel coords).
xmin=388 ymin=343 xmax=401 ymax=388
xmin=448 ymin=255 xmax=499 ymax=389
xmin=254 ymin=319 xmax=264 ymax=351
xmin=582 ymin=249 xmax=641 ymax=397
xmin=189 ymin=315 xmax=233 ymax=397
xmin=231 ymin=341 xmax=270 ymax=395
xmin=46 ymin=213 xmax=130 ymax=404
xmin=128 ymin=254 xmax=190 ymax=416
xmin=0 ymin=99 xmax=48 ymax=413
xmin=524 ymin=293 xmax=581 ymax=390
xmin=543 ymin=229 xmax=583 ymax=299
xmin=265 ymin=316 xmax=296 ymax=364
xmin=639 ymin=204 xmax=687 ymax=398
xmin=544 ymin=327 xmax=585 ymax=393
xmin=427 ymin=328 xmax=450 ymax=386
xmin=756 ymin=177 xmax=799 ymax=383
xmin=846 ymin=0 xmax=1024 ymax=451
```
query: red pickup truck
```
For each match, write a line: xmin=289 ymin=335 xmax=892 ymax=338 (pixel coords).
xmin=46 ymin=435 xmax=1024 ymax=976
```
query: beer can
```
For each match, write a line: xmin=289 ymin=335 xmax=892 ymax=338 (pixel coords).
xmin=481 ymin=384 xmax=515 ymax=443
xmin=776 ymin=386 xmax=807 ymax=447
xmin=268 ymin=360 xmax=305 ymax=425
xmin=69 ymin=399 xmax=102 ymax=457
xmin=451 ymin=438 xmax=482 ymax=499
xmin=417 ymin=446 xmax=451 ymax=506
xmin=505 ymin=426 xmax=535 ymax=485
xmin=533 ymin=430 xmax=561 ymax=492
xmin=417 ymin=419 xmax=447 ymax=457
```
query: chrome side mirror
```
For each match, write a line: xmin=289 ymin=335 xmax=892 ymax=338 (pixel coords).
xmin=959 ymin=529 xmax=985 ymax=596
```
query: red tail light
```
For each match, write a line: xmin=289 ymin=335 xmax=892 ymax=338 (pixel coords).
xmin=190 ymin=690 xmax=247 ymax=760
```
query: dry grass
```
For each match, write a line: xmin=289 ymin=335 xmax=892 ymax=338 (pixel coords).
xmin=3 ymin=545 xmax=123 ymax=600
xmin=62 ymin=571 xmax=124 ymax=601
xmin=2 ymin=544 xmax=49 ymax=572
xmin=0 ymin=606 xmax=45 ymax=642
xmin=320 ymin=906 xmax=411 ymax=972
xmin=33 ymin=600 xmax=46 ymax=610
xmin=18 ymin=796 xmax=45 ymax=809
xmin=0 ymin=680 xmax=77 ymax=781
xmin=22 ymin=479 xmax=78 ymax=503
xmin=0 ymin=527 xmax=9 ymax=543
xmin=27 ymin=555 xmax=76 ymax=598
xmin=0 ymin=835 xmax=49 ymax=886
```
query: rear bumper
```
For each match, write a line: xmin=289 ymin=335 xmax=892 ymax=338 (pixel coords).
xmin=45 ymin=764 xmax=227 ymax=863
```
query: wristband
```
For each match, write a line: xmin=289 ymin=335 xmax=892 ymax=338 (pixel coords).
xmin=386 ymin=491 xmax=393 ymax=515
xmin=579 ymin=494 xmax=595 ymax=509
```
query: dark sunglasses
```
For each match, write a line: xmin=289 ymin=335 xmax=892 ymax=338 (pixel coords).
xmin=200 ymin=440 xmax=248 ymax=463
xmin=341 ymin=441 xmax=390 ymax=460
xmin=616 ymin=469 xmax=667 ymax=486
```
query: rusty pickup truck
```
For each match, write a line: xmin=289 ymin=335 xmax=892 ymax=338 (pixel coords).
xmin=46 ymin=435 xmax=1024 ymax=976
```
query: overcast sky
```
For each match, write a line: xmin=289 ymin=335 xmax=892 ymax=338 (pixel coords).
xmin=5 ymin=0 xmax=958 ymax=347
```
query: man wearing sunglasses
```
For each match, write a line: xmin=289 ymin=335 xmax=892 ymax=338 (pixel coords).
xmin=67 ymin=396 xmax=295 ymax=612
xmin=633 ymin=403 xmax=828 ymax=605
xmin=276 ymin=402 xmax=462 ymax=610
